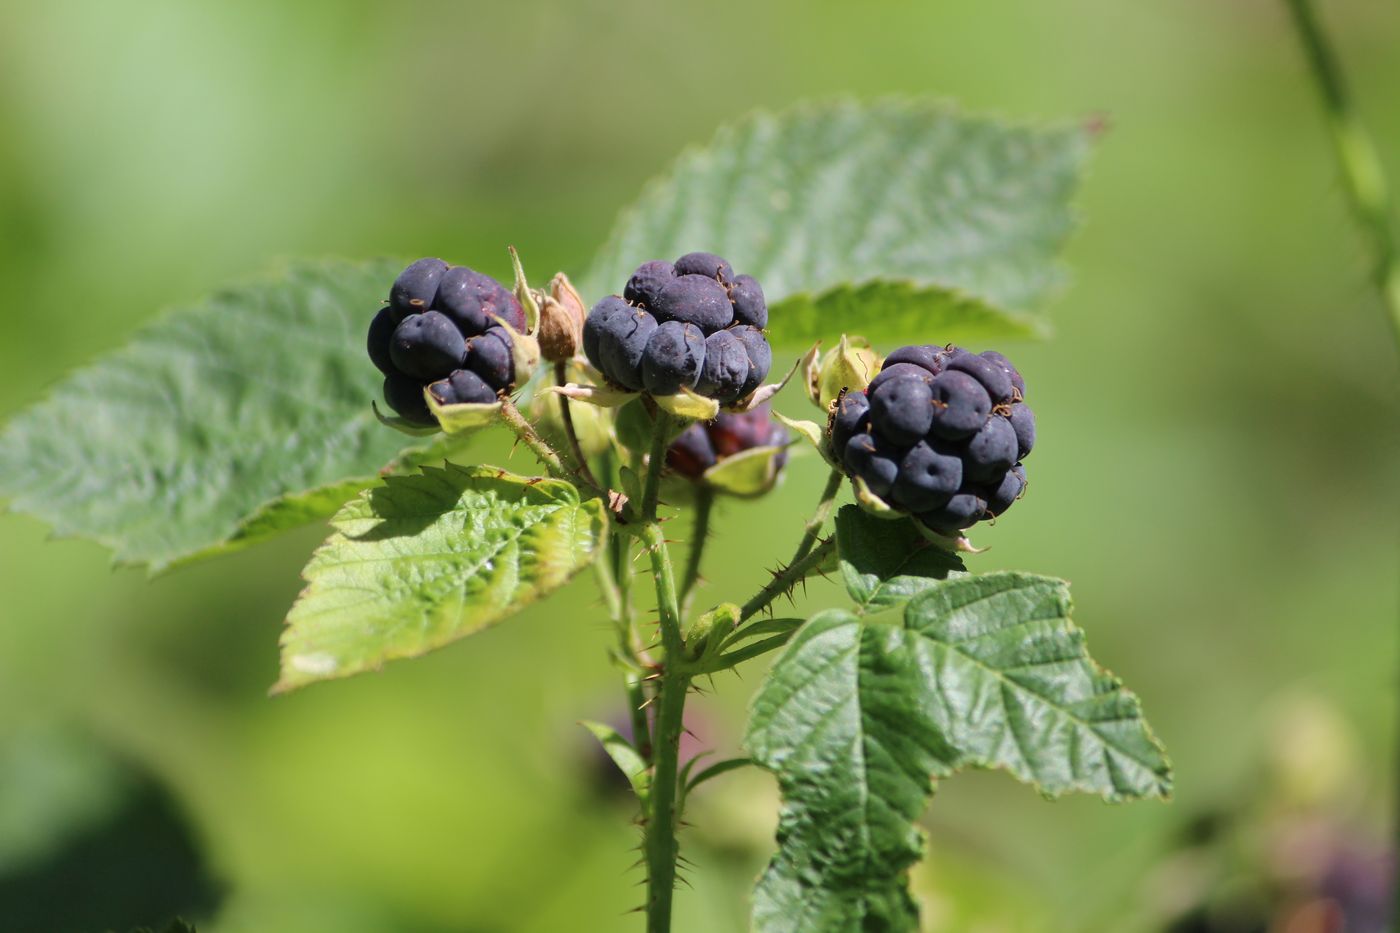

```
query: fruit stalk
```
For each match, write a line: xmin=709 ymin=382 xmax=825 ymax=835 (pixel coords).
xmin=1283 ymin=0 xmax=1400 ymax=350
xmin=679 ymin=487 xmax=715 ymax=612
xmin=638 ymin=419 xmax=689 ymax=933
xmin=1283 ymin=8 xmax=1400 ymax=923
xmin=554 ymin=360 xmax=600 ymax=488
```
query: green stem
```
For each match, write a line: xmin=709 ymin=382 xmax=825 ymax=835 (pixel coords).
xmin=790 ymin=468 xmax=844 ymax=567
xmin=1283 ymin=0 xmax=1400 ymax=350
xmin=737 ymin=535 xmax=836 ymax=625
xmin=554 ymin=361 xmax=601 ymax=490
xmin=640 ymin=520 xmax=688 ymax=933
xmin=679 ymin=487 xmax=715 ymax=614
xmin=1282 ymin=9 xmax=1400 ymax=924
xmin=498 ymin=396 xmax=571 ymax=480
xmin=641 ymin=413 xmax=670 ymax=521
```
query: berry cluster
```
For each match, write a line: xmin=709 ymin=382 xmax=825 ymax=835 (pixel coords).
xmin=667 ymin=404 xmax=790 ymax=481
xmin=583 ymin=252 xmax=771 ymax=402
xmin=831 ymin=345 xmax=1035 ymax=535
xmin=368 ymin=258 xmax=525 ymax=426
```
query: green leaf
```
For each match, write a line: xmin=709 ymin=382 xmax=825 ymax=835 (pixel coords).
xmin=744 ymin=574 xmax=1171 ymax=932
xmin=274 ymin=465 xmax=608 ymax=693
xmin=580 ymin=721 xmax=649 ymax=801
xmin=835 ymin=506 xmax=964 ymax=612
xmin=0 ymin=259 xmax=429 ymax=570
xmin=584 ymin=99 xmax=1091 ymax=347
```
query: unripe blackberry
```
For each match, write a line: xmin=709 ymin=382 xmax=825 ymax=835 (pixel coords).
xmin=830 ymin=343 xmax=1036 ymax=536
xmin=665 ymin=404 xmax=790 ymax=495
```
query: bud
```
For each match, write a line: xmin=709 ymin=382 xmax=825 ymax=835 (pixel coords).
xmin=538 ymin=272 xmax=587 ymax=362
xmin=809 ymin=334 xmax=881 ymax=411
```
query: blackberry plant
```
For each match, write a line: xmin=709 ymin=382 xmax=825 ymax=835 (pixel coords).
xmin=0 ymin=100 xmax=1174 ymax=932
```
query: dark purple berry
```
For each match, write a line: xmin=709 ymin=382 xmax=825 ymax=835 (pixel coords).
xmin=891 ymin=440 xmax=962 ymax=512
xmin=963 ymin=415 xmax=1018 ymax=482
xmin=980 ymin=350 xmax=1025 ymax=396
xmin=843 ymin=432 xmax=899 ymax=498
xmin=869 ymin=376 xmax=934 ymax=446
xmin=984 ymin=464 xmax=1026 ymax=516
xmin=434 ymin=266 xmax=523 ymax=334
xmin=710 ymin=405 xmax=774 ymax=458
xmin=927 ymin=370 xmax=991 ymax=439
xmin=383 ymin=373 xmax=435 ymax=426
xmin=624 ymin=260 xmax=676 ymax=309
xmin=427 ymin=368 xmax=497 ymax=406
xmin=652 ymin=275 xmax=734 ymax=331
xmin=673 ymin=251 xmax=734 ymax=284
xmin=732 ymin=325 xmax=771 ymax=398
xmin=666 ymin=423 xmax=717 ymax=478
xmin=465 ymin=327 xmax=514 ymax=391
xmin=919 ymin=492 xmax=987 ymax=534
xmin=830 ymin=390 xmax=871 ymax=453
xmin=883 ymin=345 xmax=945 ymax=377
xmin=642 ymin=321 xmax=706 ymax=395
xmin=389 ymin=311 xmax=467 ymax=381
xmin=367 ymin=306 xmax=399 ymax=376
xmin=695 ymin=329 xmax=750 ymax=402
xmin=868 ymin=362 xmax=935 ymax=394
xmin=728 ymin=274 xmax=767 ymax=328
xmin=1008 ymin=403 xmax=1036 ymax=459
xmin=583 ymin=296 xmax=632 ymax=368
xmin=599 ymin=308 xmax=659 ymax=391
xmin=389 ymin=258 xmax=449 ymax=319
xmin=945 ymin=347 xmax=1013 ymax=403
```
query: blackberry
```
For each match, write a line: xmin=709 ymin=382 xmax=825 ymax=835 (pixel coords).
xmin=369 ymin=258 xmax=525 ymax=428
xmin=831 ymin=343 xmax=1036 ymax=536
xmin=583 ymin=253 xmax=772 ymax=404
xmin=667 ymin=405 xmax=790 ymax=491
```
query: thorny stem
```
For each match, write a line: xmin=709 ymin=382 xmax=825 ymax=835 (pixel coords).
xmin=498 ymin=396 xmax=571 ymax=480
xmin=737 ymin=535 xmax=836 ymax=626
xmin=638 ymin=420 xmax=688 ymax=933
xmin=554 ymin=361 xmax=601 ymax=489
xmin=790 ymin=468 xmax=844 ymax=567
xmin=1283 ymin=0 xmax=1400 ymax=350
xmin=641 ymin=413 xmax=670 ymax=521
xmin=679 ymin=487 xmax=715 ymax=614
xmin=1282 ymin=5 xmax=1400 ymax=922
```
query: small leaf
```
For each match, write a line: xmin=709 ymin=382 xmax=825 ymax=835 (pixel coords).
xmin=683 ymin=756 xmax=752 ymax=794
xmin=0 ymin=259 xmax=423 ymax=570
xmin=584 ymin=100 xmax=1091 ymax=347
xmin=835 ymin=505 xmax=964 ymax=612
xmin=581 ymin=720 xmax=650 ymax=802
xmin=274 ymin=465 xmax=608 ymax=693
xmin=745 ymin=575 xmax=1171 ymax=931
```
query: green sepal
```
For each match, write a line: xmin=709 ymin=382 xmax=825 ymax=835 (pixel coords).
xmin=423 ymin=390 xmax=503 ymax=435
xmin=700 ymin=443 xmax=790 ymax=498
xmin=653 ymin=386 xmax=720 ymax=420
xmin=373 ymin=400 xmax=441 ymax=437
xmin=772 ymin=410 xmax=840 ymax=470
xmin=509 ymin=245 xmax=541 ymax=335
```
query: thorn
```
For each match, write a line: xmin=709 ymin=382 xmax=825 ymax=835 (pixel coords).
xmin=675 ymin=875 xmax=694 ymax=890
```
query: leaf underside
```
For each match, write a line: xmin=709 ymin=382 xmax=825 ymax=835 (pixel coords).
xmin=744 ymin=574 xmax=1172 ymax=932
xmin=0 ymin=259 xmax=428 ymax=571
xmin=274 ymin=465 xmax=607 ymax=693
xmin=584 ymin=99 xmax=1092 ymax=347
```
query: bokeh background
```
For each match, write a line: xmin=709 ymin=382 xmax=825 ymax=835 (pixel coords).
xmin=1 ymin=0 xmax=1396 ymax=930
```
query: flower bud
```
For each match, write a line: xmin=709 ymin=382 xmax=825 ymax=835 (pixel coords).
xmin=809 ymin=334 xmax=881 ymax=411
xmin=538 ymin=272 xmax=587 ymax=362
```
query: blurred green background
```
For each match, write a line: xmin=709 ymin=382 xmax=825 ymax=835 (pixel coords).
xmin=1 ymin=0 xmax=1396 ymax=930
